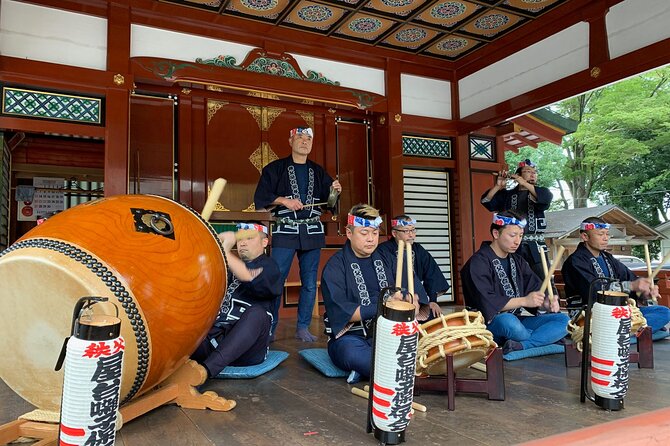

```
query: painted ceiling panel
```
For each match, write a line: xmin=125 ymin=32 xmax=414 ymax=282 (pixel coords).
xmin=161 ymin=0 xmax=570 ymax=61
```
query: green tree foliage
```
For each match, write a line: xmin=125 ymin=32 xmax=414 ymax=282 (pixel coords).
xmin=506 ymin=67 xmax=670 ymax=230
xmin=555 ymin=67 xmax=670 ymax=220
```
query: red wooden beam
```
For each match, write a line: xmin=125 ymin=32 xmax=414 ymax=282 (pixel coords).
xmin=507 ymin=132 xmax=539 ymax=149
xmin=519 ymin=406 xmax=670 ymax=446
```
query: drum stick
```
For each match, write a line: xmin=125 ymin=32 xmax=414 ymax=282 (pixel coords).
xmin=395 ymin=239 xmax=405 ymax=289
xmin=538 ymin=246 xmax=555 ymax=302
xmin=469 ymin=362 xmax=487 ymax=373
xmin=406 ymin=241 xmax=414 ymax=296
xmin=642 ymin=244 xmax=658 ymax=305
xmin=644 ymin=244 xmax=652 ymax=278
xmin=302 ymin=201 xmax=327 ymax=208
xmin=354 ymin=386 xmax=427 ymax=413
xmin=201 ymin=178 xmax=227 ymax=222
xmin=651 ymin=249 xmax=670 ymax=281
xmin=539 ymin=246 xmax=565 ymax=294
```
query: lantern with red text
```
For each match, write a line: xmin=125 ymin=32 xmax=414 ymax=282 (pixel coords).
xmin=367 ymin=291 xmax=419 ymax=445
xmin=580 ymin=287 xmax=630 ymax=411
xmin=56 ymin=297 xmax=124 ymax=445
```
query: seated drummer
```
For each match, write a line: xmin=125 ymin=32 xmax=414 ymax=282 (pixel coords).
xmin=191 ymin=223 xmax=282 ymax=378
xmin=377 ymin=214 xmax=450 ymax=321
xmin=461 ymin=210 xmax=569 ymax=355
xmin=562 ymin=216 xmax=670 ymax=332
xmin=321 ymin=204 xmax=428 ymax=380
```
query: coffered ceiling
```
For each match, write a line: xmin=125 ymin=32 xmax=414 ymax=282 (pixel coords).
xmin=159 ymin=0 xmax=569 ymax=61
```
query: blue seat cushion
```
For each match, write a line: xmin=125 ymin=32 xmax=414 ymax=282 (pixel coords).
xmin=299 ymin=348 xmax=348 ymax=378
xmin=216 ymin=350 xmax=289 ymax=379
xmin=503 ymin=344 xmax=564 ymax=361
xmin=630 ymin=329 xmax=670 ymax=344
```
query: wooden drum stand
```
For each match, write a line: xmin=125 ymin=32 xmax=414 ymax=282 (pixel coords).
xmin=413 ymin=347 xmax=505 ymax=411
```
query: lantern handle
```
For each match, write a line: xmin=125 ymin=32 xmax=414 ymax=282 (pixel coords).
xmin=55 ymin=296 xmax=110 ymax=371
xmin=580 ymin=277 xmax=622 ymax=403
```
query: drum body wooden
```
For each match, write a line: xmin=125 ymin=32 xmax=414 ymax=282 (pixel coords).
xmin=416 ymin=310 xmax=495 ymax=375
xmin=0 ymin=195 xmax=227 ymax=410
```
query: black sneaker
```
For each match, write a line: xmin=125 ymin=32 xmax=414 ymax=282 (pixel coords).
xmin=502 ymin=339 xmax=524 ymax=355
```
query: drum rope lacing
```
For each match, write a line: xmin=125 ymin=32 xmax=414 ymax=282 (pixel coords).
xmin=415 ymin=310 xmax=495 ymax=373
xmin=568 ymin=298 xmax=647 ymax=352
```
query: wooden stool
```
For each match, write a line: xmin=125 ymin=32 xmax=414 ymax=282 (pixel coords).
xmin=564 ymin=326 xmax=653 ymax=368
xmin=414 ymin=347 xmax=505 ymax=411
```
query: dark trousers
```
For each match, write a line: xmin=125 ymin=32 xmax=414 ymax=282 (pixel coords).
xmin=327 ymin=335 xmax=373 ymax=379
xmin=192 ymin=305 xmax=271 ymax=377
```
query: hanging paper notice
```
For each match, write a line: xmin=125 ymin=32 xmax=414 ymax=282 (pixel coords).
xmin=33 ymin=177 xmax=65 ymax=219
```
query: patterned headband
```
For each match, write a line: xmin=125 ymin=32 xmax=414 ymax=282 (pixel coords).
xmin=493 ymin=213 xmax=527 ymax=228
xmin=290 ymin=127 xmax=313 ymax=138
xmin=348 ymin=214 xmax=382 ymax=228
xmin=391 ymin=218 xmax=416 ymax=228
xmin=237 ymin=222 xmax=268 ymax=234
xmin=518 ymin=159 xmax=537 ymax=169
xmin=580 ymin=222 xmax=610 ymax=231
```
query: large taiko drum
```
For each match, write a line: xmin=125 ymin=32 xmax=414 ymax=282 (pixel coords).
xmin=416 ymin=310 xmax=496 ymax=375
xmin=0 ymin=195 xmax=227 ymax=411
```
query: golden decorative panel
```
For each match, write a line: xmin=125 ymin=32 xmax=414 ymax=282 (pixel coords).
xmin=207 ymin=99 xmax=228 ymax=124
xmin=249 ymin=141 xmax=279 ymax=174
xmin=296 ymin=110 xmax=314 ymax=130
xmin=244 ymin=105 xmax=285 ymax=131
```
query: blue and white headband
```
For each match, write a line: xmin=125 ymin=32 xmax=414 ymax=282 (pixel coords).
xmin=580 ymin=222 xmax=610 ymax=231
xmin=289 ymin=127 xmax=313 ymax=138
xmin=347 ymin=214 xmax=382 ymax=228
xmin=492 ymin=213 xmax=527 ymax=228
xmin=236 ymin=222 xmax=268 ymax=234
xmin=518 ymin=159 xmax=537 ymax=169
xmin=391 ymin=218 xmax=416 ymax=228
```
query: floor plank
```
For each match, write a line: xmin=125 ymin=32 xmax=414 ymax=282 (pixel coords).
xmin=1 ymin=316 xmax=669 ymax=445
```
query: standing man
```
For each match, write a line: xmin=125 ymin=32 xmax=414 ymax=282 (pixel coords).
xmin=377 ymin=214 xmax=449 ymax=321
xmin=321 ymin=204 xmax=426 ymax=379
xmin=191 ymin=223 xmax=282 ymax=378
xmin=254 ymin=127 xmax=342 ymax=342
xmin=481 ymin=159 xmax=553 ymax=280
xmin=562 ymin=217 xmax=670 ymax=332
xmin=461 ymin=211 xmax=569 ymax=354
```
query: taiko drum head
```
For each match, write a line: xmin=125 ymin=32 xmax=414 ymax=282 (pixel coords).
xmin=0 ymin=195 xmax=227 ymax=410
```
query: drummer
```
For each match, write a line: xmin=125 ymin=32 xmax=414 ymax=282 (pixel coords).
xmin=461 ymin=211 xmax=569 ymax=355
xmin=562 ymin=216 xmax=670 ymax=332
xmin=321 ymin=204 xmax=428 ymax=380
xmin=191 ymin=223 xmax=282 ymax=378
xmin=377 ymin=214 xmax=450 ymax=321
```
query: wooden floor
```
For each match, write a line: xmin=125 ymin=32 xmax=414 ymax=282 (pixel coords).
xmin=1 ymin=315 xmax=669 ymax=446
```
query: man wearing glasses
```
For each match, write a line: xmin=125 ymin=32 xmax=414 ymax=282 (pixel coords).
xmin=481 ymin=159 xmax=553 ymax=280
xmin=377 ymin=214 xmax=449 ymax=321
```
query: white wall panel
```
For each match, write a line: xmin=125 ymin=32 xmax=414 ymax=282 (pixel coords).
xmin=459 ymin=22 xmax=589 ymax=118
xmin=401 ymin=74 xmax=451 ymax=119
xmin=131 ymin=25 xmax=255 ymax=65
xmin=291 ymin=54 xmax=385 ymax=95
xmin=0 ymin=0 xmax=107 ymax=70
xmin=607 ymin=0 xmax=670 ymax=59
